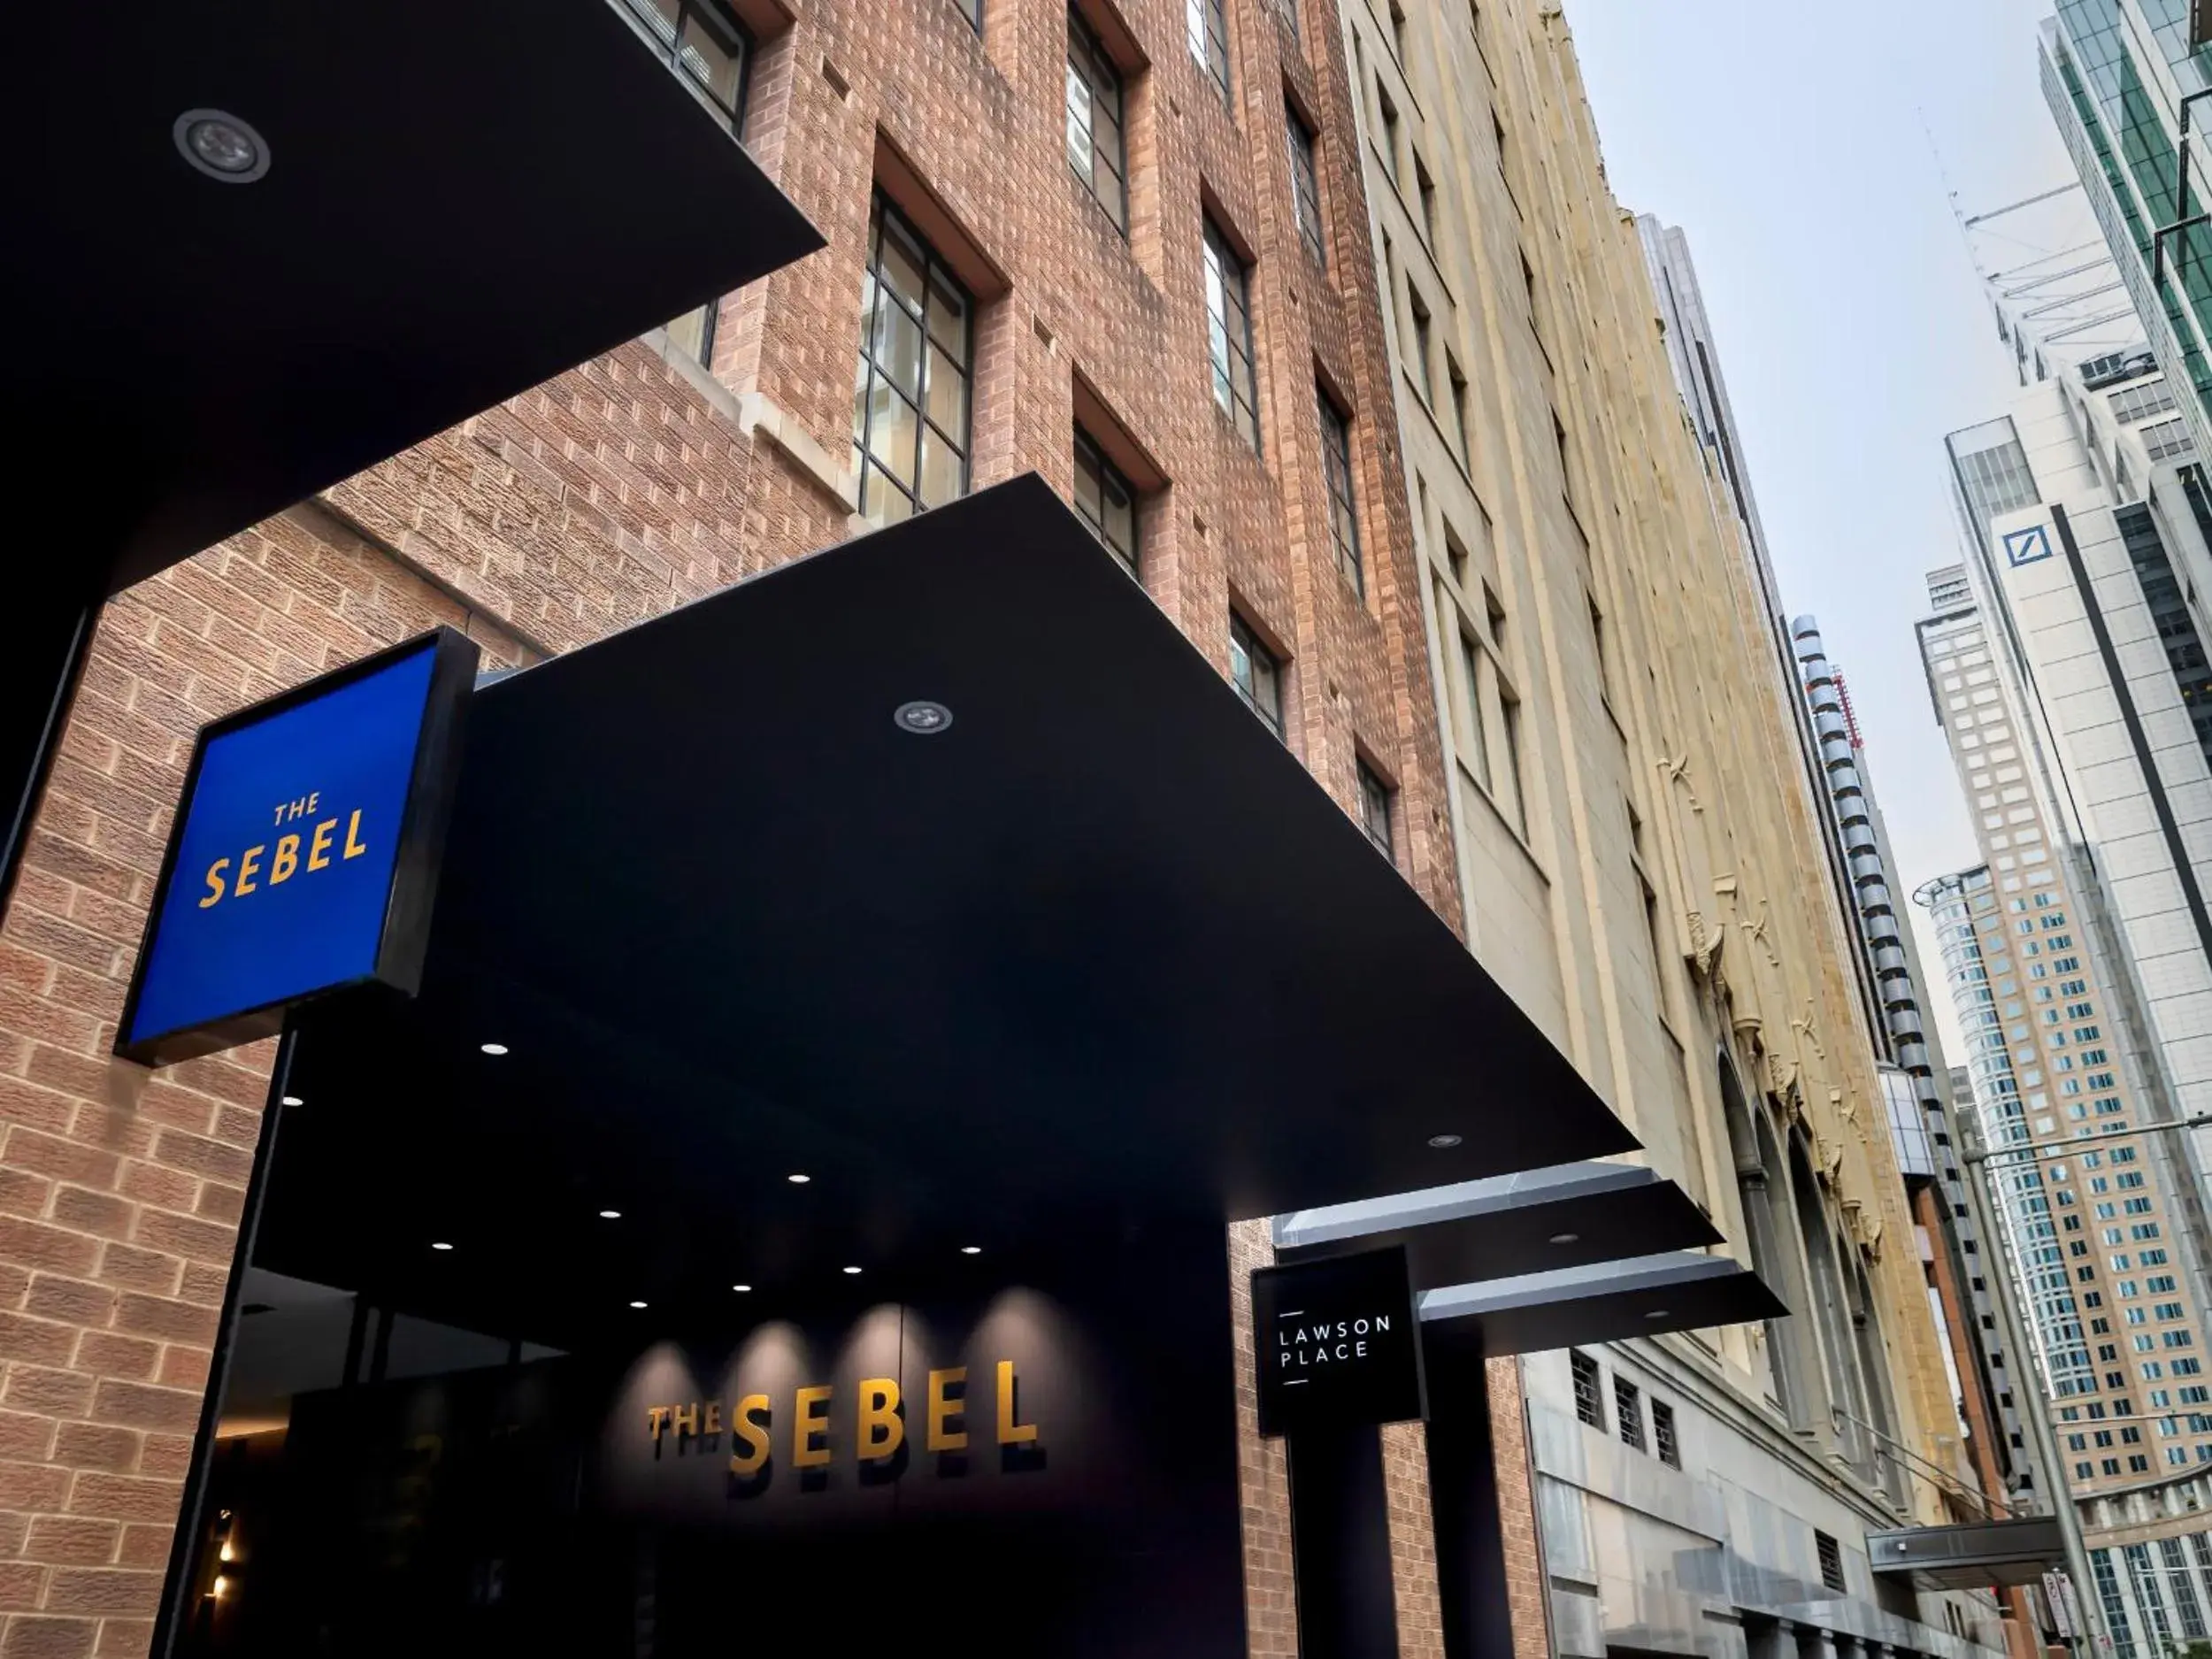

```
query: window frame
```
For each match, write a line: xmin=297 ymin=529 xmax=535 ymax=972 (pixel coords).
xmin=1286 ymin=105 xmax=1327 ymax=268
xmin=1072 ymin=426 xmax=1141 ymax=575
xmin=1066 ymin=7 xmax=1130 ymax=233
xmin=1229 ymin=611 xmax=1286 ymax=741
xmin=623 ymin=0 xmax=753 ymax=131
xmin=1203 ymin=219 xmax=1262 ymax=451
xmin=851 ymin=193 xmax=978 ymax=526
xmin=1186 ymin=0 xmax=1231 ymax=101
xmin=1571 ymin=1350 xmax=1604 ymax=1429
xmin=1357 ymin=758 xmax=1394 ymax=863
xmin=1317 ymin=385 xmax=1363 ymax=596
xmin=1615 ymin=1375 xmax=1646 ymax=1453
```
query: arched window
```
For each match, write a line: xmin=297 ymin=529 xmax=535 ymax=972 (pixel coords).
xmin=1790 ymin=1133 xmax=1871 ymax=1473
xmin=1718 ymin=1056 xmax=1817 ymax=1427
xmin=1849 ymin=1258 xmax=1908 ymax=1508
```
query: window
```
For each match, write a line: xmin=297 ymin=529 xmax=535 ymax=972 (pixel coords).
xmin=1652 ymin=1399 xmax=1679 ymax=1468
xmin=1358 ymin=760 xmax=1394 ymax=863
xmin=1408 ymin=288 xmax=1435 ymax=404
xmin=625 ymin=0 xmax=750 ymax=129
xmin=1203 ymin=220 xmax=1260 ymax=450
xmin=1187 ymin=0 xmax=1230 ymax=100
xmin=1066 ymin=9 xmax=1129 ymax=230
xmin=1616 ymin=1376 xmax=1645 ymax=1452
xmin=1816 ymin=1530 xmax=1846 ymax=1594
xmin=1286 ymin=108 xmax=1326 ymax=266
xmin=1072 ymin=428 xmax=1139 ymax=574
xmin=1571 ymin=1350 xmax=1604 ymax=1428
xmin=852 ymin=195 xmax=973 ymax=526
xmin=1375 ymin=83 xmax=1402 ymax=187
xmin=1447 ymin=357 xmax=1471 ymax=460
xmin=666 ymin=300 xmax=719 ymax=367
xmin=1457 ymin=632 xmax=1490 ymax=787
xmin=1317 ymin=387 xmax=1363 ymax=595
xmin=1230 ymin=612 xmax=1284 ymax=740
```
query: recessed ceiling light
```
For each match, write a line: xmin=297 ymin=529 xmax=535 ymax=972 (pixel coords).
xmin=480 ymin=1042 xmax=509 ymax=1056
xmin=628 ymin=1300 xmax=648 ymax=1310
xmin=1548 ymin=1232 xmax=1579 ymax=1246
xmin=733 ymin=1283 xmax=753 ymax=1294
xmin=174 ymin=110 xmax=270 ymax=183
xmin=893 ymin=699 xmax=954 ymax=735
xmin=280 ymin=1094 xmax=303 ymax=1107
xmin=1426 ymin=1133 xmax=1463 ymax=1149
xmin=787 ymin=1172 xmax=810 ymax=1185
xmin=431 ymin=1241 xmax=454 ymax=1252
xmin=598 ymin=1210 xmax=621 ymax=1219
xmin=960 ymin=1246 xmax=982 ymax=1256
xmin=1644 ymin=1309 xmax=1670 ymax=1321
xmin=842 ymin=1265 xmax=863 ymax=1276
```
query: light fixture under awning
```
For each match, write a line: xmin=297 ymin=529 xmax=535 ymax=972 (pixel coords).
xmin=1275 ymin=1162 xmax=1721 ymax=1286
xmin=1417 ymin=1250 xmax=1786 ymax=1357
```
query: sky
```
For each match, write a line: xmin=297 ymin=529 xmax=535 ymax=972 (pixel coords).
xmin=1566 ymin=0 xmax=2090 ymax=1056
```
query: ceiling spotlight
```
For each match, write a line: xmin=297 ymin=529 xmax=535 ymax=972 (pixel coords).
xmin=280 ymin=1094 xmax=303 ymax=1107
xmin=1426 ymin=1133 xmax=1463 ymax=1149
xmin=960 ymin=1246 xmax=983 ymax=1256
xmin=732 ymin=1283 xmax=753 ymax=1294
xmin=787 ymin=1172 xmax=810 ymax=1185
xmin=480 ymin=1042 xmax=509 ymax=1056
xmin=1548 ymin=1232 xmax=1579 ymax=1246
xmin=1644 ymin=1309 xmax=1670 ymax=1321
xmin=431 ymin=1241 xmax=454 ymax=1252
xmin=598 ymin=1210 xmax=621 ymax=1220
xmin=842 ymin=1265 xmax=863 ymax=1276
xmin=628 ymin=1300 xmax=648 ymax=1310
xmin=893 ymin=699 xmax=954 ymax=735
xmin=174 ymin=110 xmax=270 ymax=183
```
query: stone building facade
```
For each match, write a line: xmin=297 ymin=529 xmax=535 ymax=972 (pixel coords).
xmin=1334 ymin=1 xmax=2001 ymax=1655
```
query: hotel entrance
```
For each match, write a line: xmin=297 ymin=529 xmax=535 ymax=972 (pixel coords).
xmin=128 ymin=480 xmax=1759 ymax=1658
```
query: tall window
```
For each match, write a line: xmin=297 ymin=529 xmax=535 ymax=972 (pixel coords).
xmin=1230 ymin=612 xmax=1284 ymax=740
xmin=1187 ymin=0 xmax=1230 ymax=99
xmin=1317 ymin=387 xmax=1363 ymax=595
xmin=1286 ymin=109 xmax=1326 ymax=267
xmin=1072 ymin=428 xmax=1139 ymax=574
xmin=1066 ymin=9 xmax=1128 ymax=231
xmin=1204 ymin=220 xmax=1260 ymax=450
xmin=1615 ymin=1377 xmax=1645 ymax=1452
xmin=1652 ymin=1399 xmax=1680 ymax=1468
xmin=1357 ymin=760 xmax=1394 ymax=862
xmin=1375 ymin=83 xmax=1402 ymax=187
xmin=1408 ymin=288 xmax=1435 ymax=404
xmin=951 ymin=0 xmax=983 ymax=28
xmin=624 ymin=0 xmax=750 ymax=129
xmin=1571 ymin=1351 xmax=1604 ymax=1428
xmin=852 ymin=195 xmax=974 ymax=526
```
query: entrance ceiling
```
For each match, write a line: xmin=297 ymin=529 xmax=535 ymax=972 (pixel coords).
xmin=273 ymin=479 xmax=1638 ymax=1340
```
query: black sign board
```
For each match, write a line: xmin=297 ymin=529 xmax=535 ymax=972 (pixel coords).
xmin=1252 ymin=1245 xmax=1425 ymax=1437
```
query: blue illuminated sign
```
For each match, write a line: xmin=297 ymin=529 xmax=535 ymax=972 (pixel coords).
xmin=118 ymin=628 xmax=476 ymax=1065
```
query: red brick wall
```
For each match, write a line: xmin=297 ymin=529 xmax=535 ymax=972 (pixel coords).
xmin=0 ymin=0 xmax=1528 ymax=1652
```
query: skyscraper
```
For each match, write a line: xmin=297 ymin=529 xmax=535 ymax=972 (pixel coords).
xmin=1918 ymin=345 xmax=2212 ymax=1652
xmin=2039 ymin=4 xmax=2212 ymax=476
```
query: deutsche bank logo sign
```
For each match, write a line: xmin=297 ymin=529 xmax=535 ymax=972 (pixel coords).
xmin=2003 ymin=525 xmax=2054 ymax=568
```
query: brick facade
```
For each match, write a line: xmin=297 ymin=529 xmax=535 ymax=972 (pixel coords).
xmin=0 ymin=0 xmax=1539 ymax=1654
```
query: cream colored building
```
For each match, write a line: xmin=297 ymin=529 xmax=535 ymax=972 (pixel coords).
xmin=1333 ymin=0 xmax=2001 ymax=1652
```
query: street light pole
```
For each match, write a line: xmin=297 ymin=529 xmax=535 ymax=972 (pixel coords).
xmin=1956 ymin=1114 xmax=2111 ymax=1657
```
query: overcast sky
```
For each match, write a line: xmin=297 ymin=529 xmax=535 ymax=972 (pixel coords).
xmin=1566 ymin=0 xmax=2091 ymax=1056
